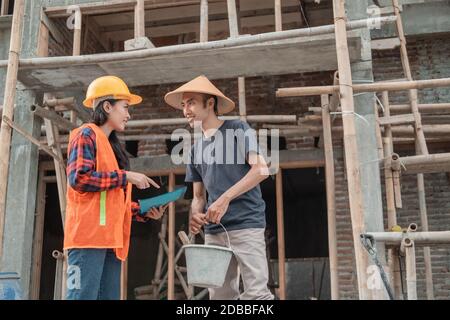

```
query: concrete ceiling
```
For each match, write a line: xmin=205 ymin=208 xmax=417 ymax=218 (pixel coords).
xmin=17 ymin=32 xmax=362 ymax=91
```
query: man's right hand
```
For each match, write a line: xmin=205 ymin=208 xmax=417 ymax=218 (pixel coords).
xmin=190 ymin=213 xmax=208 ymax=235
xmin=126 ymin=171 xmax=160 ymax=190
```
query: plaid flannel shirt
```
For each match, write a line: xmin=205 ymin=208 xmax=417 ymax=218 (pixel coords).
xmin=67 ymin=127 xmax=148 ymax=222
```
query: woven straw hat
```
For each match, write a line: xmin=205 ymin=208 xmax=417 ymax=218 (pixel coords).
xmin=164 ymin=75 xmax=235 ymax=115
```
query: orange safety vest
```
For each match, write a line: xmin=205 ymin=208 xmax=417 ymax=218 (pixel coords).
xmin=63 ymin=123 xmax=132 ymax=261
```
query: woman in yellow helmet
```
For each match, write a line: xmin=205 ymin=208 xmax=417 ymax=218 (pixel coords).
xmin=64 ymin=76 xmax=164 ymax=300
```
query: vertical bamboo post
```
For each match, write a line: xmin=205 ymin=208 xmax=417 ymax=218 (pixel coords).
xmin=226 ymin=0 xmax=239 ymax=38
xmin=392 ymin=0 xmax=433 ymax=299
xmin=238 ymin=77 xmax=247 ymax=122
xmin=321 ymin=94 xmax=339 ymax=300
xmin=120 ymin=259 xmax=128 ymax=300
xmin=274 ymin=0 xmax=282 ymax=31
xmin=332 ymin=0 xmax=370 ymax=299
xmin=415 ymin=138 xmax=434 ymax=299
xmin=275 ymin=170 xmax=286 ymax=300
xmin=168 ymin=172 xmax=176 ymax=300
xmin=200 ymin=0 xmax=208 ymax=43
xmin=30 ymin=165 xmax=47 ymax=299
xmin=0 ymin=0 xmax=9 ymax=16
xmin=0 ymin=0 xmax=25 ymax=260
xmin=402 ymin=238 xmax=417 ymax=300
xmin=153 ymin=213 xmax=168 ymax=299
xmin=381 ymin=92 xmax=403 ymax=299
xmin=72 ymin=9 xmax=82 ymax=56
xmin=135 ymin=0 xmax=145 ymax=38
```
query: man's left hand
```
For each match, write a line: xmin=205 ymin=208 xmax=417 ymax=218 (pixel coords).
xmin=206 ymin=196 xmax=230 ymax=224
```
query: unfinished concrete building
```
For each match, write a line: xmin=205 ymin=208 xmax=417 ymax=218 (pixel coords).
xmin=0 ymin=0 xmax=449 ymax=300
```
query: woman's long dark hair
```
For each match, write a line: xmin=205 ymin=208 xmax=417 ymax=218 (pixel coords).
xmin=92 ymin=99 xmax=130 ymax=170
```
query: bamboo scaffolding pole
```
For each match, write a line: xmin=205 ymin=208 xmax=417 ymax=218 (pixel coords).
xmin=226 ymin=0 xmax=239 ymax=38
xmin=274 ymin=0 xmax=282 ymax=32
xmin=0 ymin=16 xmax=398 ymax=69
xmin=277 ymin=77 xmax=450 ymax=97
xmin=135 ymin=0 xmax=145 ymax=38
xmin=391 ymin=0 xmax=433 ymax=299
xmin=389 ymin=103 xmax=450 ymax=114
xmin=153 ymin=213 xmax=168 ymax=299
xmin=365 ymin=231 xmax=450 ymax=245
xmin=2 ymin=116 xmax=63 ymax=163
xmin=73 ymin=9 xmax=82 ymax=56
xmin=1 ymin=0 xmax=9 ymax=16
xmin=402 ymin=238 xmax=417 ymax=300
xmin=52 ymin=250 xmax=64 ymax=300
xmin=321 ymin=95 xmax=339 ymax=300
xmin=31 ymin=104 xmax=77 ymax=130
xmin=275 ymin=170 xmax=286 ymax=300
xmin=168 ymin=172 xmax=176 ymax=300
xmin=199 ymin=0 xmax=208 ymax=43
xmin=30 ymin=165 xmax=47 ymax=300
xmin=44 ymin=97 xmax=91 ymax=123
xmin=381 ymin=92 xmax=403 ymax=299
xmin=238 ymin=77 xmax=247 ymax=122
xmin=395 ymin=152 xmax=450 ymax=174
xmin=0 ymin=0 xmax=25 ymax=259
xmin=332 ymin=0 xmax=369 ymax=299
xmin=121 ymin=259 xmax=128 ymax=300
xmin=200 ymin=0 xmax=209 ymax=42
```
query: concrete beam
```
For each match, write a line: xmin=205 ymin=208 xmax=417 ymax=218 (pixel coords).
xmin=130 ymin=149 xmax=325 ymax=176
xmin=372 ymin=1 xmax=450 ymax=38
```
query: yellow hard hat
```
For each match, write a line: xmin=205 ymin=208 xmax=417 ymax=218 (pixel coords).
xmin=83 ymin=75 xmax=142 ymax=108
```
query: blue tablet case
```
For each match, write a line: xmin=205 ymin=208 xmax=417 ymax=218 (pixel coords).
xmin=138 ymin=186 xmax=187 ymax=214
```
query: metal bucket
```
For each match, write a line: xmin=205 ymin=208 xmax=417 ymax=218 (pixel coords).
xmin=0 ymin=272 xmax=22 ymax=300
xmin=184 ymin=224 xmax=233 ymax=288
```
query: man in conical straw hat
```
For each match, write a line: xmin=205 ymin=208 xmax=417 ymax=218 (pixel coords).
xmin=165 ymin=75 xmax=274 ymax=300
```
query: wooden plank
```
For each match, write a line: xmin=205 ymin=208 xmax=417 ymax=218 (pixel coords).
xmin=275 ymin=170 xmax=286 ymax=300
xmin=29 ymin=165 xmax=47 ymax=300
xmin=332 ymin=0 xmax=370 ymax=299
xmin=40 ymin=11 xmax=64 ymax=44
xmin=321 ymin=94 xmax=339 ymax=300
xmin=168 ymin=172 xmax=176 ymax=300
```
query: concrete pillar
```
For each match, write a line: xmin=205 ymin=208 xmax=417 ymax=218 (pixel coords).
xmin=0 ymin=1 xmax=42 ymax=299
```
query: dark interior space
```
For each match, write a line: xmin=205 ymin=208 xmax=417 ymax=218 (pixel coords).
xmin=39 ymin=182 xmax=63 ymax=300
xmin=261 ymin=167 xmax=330 ymax=299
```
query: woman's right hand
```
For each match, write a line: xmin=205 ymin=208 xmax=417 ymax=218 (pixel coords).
xmin=125 ymin=171 xmax=160 ymax=190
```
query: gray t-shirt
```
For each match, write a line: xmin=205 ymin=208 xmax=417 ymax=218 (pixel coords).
xmin=185 ymin=120 xmax=266 ymax=234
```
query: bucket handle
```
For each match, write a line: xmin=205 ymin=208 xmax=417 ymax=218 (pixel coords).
xmin=218 ymin=223 xmax=232 ymax=250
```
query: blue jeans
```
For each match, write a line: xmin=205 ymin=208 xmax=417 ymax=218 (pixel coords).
xmin=66 ymin=248 xmax=121 ymax=300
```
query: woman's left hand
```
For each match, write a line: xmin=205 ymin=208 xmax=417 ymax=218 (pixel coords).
xmin=144 ymin=205 xmax=168 ymax=220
